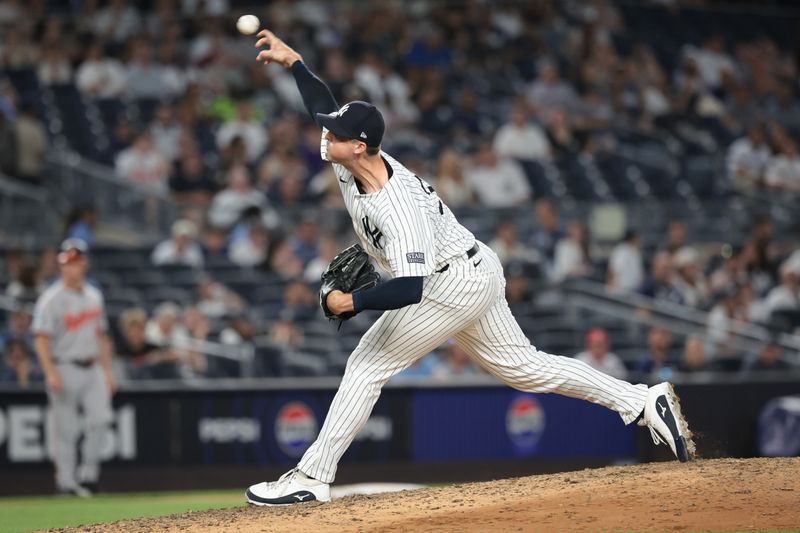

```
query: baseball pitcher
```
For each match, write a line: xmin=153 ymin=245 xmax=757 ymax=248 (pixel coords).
xmin=245 ymin=30 xmax=695 ymax=506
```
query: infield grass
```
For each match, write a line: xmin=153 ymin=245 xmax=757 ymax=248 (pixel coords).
xmin=0 ymin=490 xmax=243 ymax=533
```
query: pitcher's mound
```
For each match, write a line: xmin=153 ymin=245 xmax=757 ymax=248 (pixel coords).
xmin=86 ymin=457 xmax=800 ymax=532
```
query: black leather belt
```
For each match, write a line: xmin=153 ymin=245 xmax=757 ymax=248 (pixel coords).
xmin=70 ymin=359 xmax=97 ymax=368
xmin=436 ymin=243 xmax=479 ymax=273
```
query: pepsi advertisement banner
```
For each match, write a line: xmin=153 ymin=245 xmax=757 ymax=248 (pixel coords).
xmin=4 ymin=380 xmax=796 ymax=468
xmin=412 ymin=390 xmax=635 ymax=461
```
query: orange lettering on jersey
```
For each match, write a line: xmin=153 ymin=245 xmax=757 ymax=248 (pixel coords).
xmin=64 ymin=309 xmax=102 ymax=331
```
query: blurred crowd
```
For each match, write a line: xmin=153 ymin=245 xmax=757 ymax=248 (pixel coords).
xmin=1 ymin=0 xmax=800 ymax=386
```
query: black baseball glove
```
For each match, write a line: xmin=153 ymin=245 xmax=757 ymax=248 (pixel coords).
xmin=320 ymin=243 xmax=380 ymax=323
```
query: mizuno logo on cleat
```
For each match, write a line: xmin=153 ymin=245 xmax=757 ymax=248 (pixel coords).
xmin=294 ymin=494 xmax=311 ymax=501
xmin=658 ymin=401 xmax=667 ymax=417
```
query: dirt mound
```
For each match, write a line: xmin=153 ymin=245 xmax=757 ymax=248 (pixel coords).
xmin=69 ymin=458 xmax=799 ymax=533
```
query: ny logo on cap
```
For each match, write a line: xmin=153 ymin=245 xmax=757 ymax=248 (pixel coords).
xmin=336 ymin=103 xmax=351 ymax=116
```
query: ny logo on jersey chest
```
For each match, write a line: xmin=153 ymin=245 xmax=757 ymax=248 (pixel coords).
xmin=361 ymin=216 xmax=384 ymax=249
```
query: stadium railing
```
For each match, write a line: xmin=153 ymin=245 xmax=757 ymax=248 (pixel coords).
xmin=45 ymin=150 xmax=177 ymax=244
xmin=563 ymin=279 xmax=800 ymax=366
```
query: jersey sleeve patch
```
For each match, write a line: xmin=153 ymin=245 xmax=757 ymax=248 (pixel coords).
xmin=406 ymin=252 xmax=425 ymax=264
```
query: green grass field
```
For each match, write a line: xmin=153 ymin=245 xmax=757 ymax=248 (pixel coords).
xmin=0 ymin=490 xmax=244 ymax=533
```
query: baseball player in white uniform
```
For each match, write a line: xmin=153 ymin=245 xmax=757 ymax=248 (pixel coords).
xmin=33 ymin=238 xmax=116 ymax=496
xmin=246 ymin=31 xmax=694 ymax=506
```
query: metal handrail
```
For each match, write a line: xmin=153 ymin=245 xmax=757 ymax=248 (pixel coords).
xmin=45 ymin=150 xmax=178 ymax=242
xmin=563 ymin=279 xmax=800 ymax=361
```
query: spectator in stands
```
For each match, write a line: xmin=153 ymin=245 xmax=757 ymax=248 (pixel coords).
xmin=464 ymin=143 xmax=531 ymax=208
xmin=726 ymin=123 xmax=771 ymax=190
xmin=433 ymin=149 xmax=473 ymax=208
xmin=530 ymin=198 xmax=564 ymax=263
xmin=526 ymin=59 xmax=578 ymax=118
xmin=679 ymin=335 xmax=708 ymax=373
xmin=218 ymin=313 xmax=259 ymax=376
xmin=489 ymin=220 xmax=541 ymax=268
xmin=200 ymin=225 xmax=229 ymax=264
xmin=208 ymin=165 xmax=269 ymax=230
xmin=14 ymin=103 xmax=47 ymax=186
xmin=37 ymin=45 xmax=72 ymax=86
xmin=544 ymin=107 xmax=581 ymax=159
xmin=143 ymin=301 xmax=205 ymax=378
xmin=196 ymin=277 xmax=245 ymax=320
xmin=75 ymin=41 xmax=127 ymax=99
xmin=0 ymin=303 xmax=33 ymax=354
xmin=149 ymin=103 xmax=182 ymax=161
xmin=63 ymin=206 xmax=97 ymax=246
xmin=216 ymin=101 xmax=268 ymax=164
xmin=0 ymin=339 xmax=41 ymax=388
xmin=432 ymin=341 xmax=482 ymax=381
xmin=664 ymin=220 xmax=688 ymax=256
xmin=706 ymin=286 xmax=746 ymax=367
xmin=505 ymin=262 xmax=534 ymax=307
xmin=743 ymin=337 xmax=790 ymax=373
xmin=672 ymin=247 xmax=710 ymax=309
xmin=607 ymin=229 xmax=644 ymax=294
xmin=4 ymin=263 xmax=41 ymax=303
xmin=116 ymin=308 xmax=169 ymax=379
xmin=125 ymin=38 xmax=170 ymax=99
xmin=36 ymin=247 xmax=59 ymax=288
xmin=764 ymin=259 xmax=799 ymax=319
xmin=287 ymin=217 xmax=320 ymax=267
xmin=636 ymin=327 xmax=678 ymax=378
xmin=115 ymin=132 xmax=171 ymax=192
xmin=575 ymin=328 xmax=627 ymax=380
xmin=169 ymin=151 xmax=217 ymax=206
xmin=769 ymin=82 xmax=800 ymax=134
xmin=683 ymin=34 xmax=736 ymax=90
xmin=304 ymin=236 xmax=339 ymax=283
xmin=640 ymin=251 xmax=684 ymax=305
xmin=492 ymin=103 xmax=552 ymax=162
xmin=91 ymin=0 xmax=142 ymax=44
xmin=151 ymin=219 xmax=204 ymax=268
xmin=278 ymin=280 xmax=318 ymax=322
xmin=764 ymin=136 xmax=800 ymax=193
xmin=709 ymin=245 xmax=748 ymax=295
xmin=0 ymin=26 xmax=38 ymax=69
xmin=230 ymin=222 xmax=270 ymax=269
xmin=739 ymin=281 xmax=770 ymax=325
xmin=182 ymin=306 xmax=210 ymax=376
xmin=551 ymin=220 xmax=592 ymax=283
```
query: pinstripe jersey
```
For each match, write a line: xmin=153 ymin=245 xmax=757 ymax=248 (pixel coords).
xmin=297 ymin=127 xmax=652 ymax=485
xmin=322 ymin=132 xmax=474 ymax=278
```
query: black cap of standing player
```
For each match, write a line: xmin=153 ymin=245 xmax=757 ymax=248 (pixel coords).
xmin=316 ymin=101 xmax=385 ymax=148
xmin=58 ymin=238 xmax=89 ymax=265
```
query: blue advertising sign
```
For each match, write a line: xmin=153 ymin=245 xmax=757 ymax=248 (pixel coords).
xmin=411 ymin=389 xmax=636 ymax=461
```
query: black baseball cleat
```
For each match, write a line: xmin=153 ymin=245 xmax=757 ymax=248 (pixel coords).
xmin=640 ymin=382 xmax=696 ymax=462
xmin=246 ymin=468 xmax=330 ymax=506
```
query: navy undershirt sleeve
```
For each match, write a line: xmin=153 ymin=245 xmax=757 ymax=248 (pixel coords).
xmin=352 ymin=276 xmax=424 ymax=313
xmin=290 ymin=60 xmax=339 ymax=125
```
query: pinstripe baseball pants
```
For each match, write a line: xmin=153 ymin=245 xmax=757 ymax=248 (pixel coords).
xmin=298 ymin=242 xmax=648 ymax=483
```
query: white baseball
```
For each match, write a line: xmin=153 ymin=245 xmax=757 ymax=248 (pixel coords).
xmin=236 ymin=14 xmax=260 ymax=35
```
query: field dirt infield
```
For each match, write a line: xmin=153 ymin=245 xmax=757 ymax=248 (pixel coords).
xmin=70 ymin=457 xmax=799 ymax=532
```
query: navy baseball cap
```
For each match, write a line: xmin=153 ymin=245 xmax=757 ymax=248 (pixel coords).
xmin=316 ymin=101 xmax=385 ymax=148
xmin=58 ymin=238 xmax=89 ymax=264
